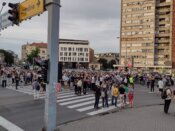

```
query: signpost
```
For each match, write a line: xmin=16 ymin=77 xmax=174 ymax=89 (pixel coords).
xmin=0 ymin=12 xmax=12 ymax=31
xmin=1 ymin=0 xmax=61 ymax=130
xmin=19 ymin=0 xmax=44 ymax=22
xmin=44 ymin=0 xmax=61 ymax=130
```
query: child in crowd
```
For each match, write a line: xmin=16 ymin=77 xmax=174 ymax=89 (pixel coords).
xmin=128 ymin=87 xmax=134 ymax=108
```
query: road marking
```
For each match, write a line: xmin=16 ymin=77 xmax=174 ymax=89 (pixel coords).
xmin=59 ymin=97 xmax=94 ymax=106
xmin=58 ymin=94 xmax=76 ymax=99
xmin=6 ymin=87 xmax=33 ymax=95
xmin=77 ymin=101 xmax=128 ymax=112
xmin=0 ymin=116 xmax=24 ymax=131
xmin=57 ymin=94 xmax=93 ymax=103
xmin=58 ymin=92 xmax=74 ymax=96
xmin=68 ymin=100 xmax=95 ymax=109
xmin=87 ymin=106 xmax=117 ymax=116
xmin=76 ymin=99 xmax=111 ymax=112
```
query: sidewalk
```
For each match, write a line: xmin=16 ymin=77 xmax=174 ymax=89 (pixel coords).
xmin=58 ymin=104 xmax=175 ymax=131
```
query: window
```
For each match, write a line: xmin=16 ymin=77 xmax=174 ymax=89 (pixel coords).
xmin=64 ymin=52 xmax=67 ymax=56
xmin=68 ymin=48 xmax=71 ymax=51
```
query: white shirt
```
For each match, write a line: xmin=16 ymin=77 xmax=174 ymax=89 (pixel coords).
xmin=158 ymin=80 xmax=164 ymax=89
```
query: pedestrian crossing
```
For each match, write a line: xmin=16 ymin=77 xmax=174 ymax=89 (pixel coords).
xmin=6 ymin=86 xmax=129 ymax=116
xmin=57 ymin=90 xmax=128 ymax=116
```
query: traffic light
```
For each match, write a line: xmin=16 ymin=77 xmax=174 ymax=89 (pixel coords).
xmin=35 ymin=59 xmax=49 ymax=83
xmin=8 ymin=3 xmax=19 ymax=25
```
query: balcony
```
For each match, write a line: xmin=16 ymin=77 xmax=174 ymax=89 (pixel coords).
xmin=157 ymin=2 xmax=171 ymax=7
xmin=156 ymin=46 xmax=169 ymax=50
xmin=157 ymin=33 xmax=170 ymax=37
xmin=158 ymin=14 xmax=170 ymax=19
xmin=158 ymin=27 xmax=170 ymax=31
xmin=157 ymin=39 xmax=170 ymax=43
xmin=157 ymin=8 xmax=170 ymax=13
xmin=159 ymin=21 xmax=170 ymax=25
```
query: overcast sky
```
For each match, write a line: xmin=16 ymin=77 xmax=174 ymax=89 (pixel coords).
xmin=0 ymin=0 xmax=121 ymax=58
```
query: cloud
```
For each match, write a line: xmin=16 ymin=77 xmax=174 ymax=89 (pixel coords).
xmin=0 ymin=0 xmax=121 ymax=59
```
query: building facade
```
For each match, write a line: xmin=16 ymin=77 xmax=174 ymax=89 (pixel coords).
xmin=59 ymin=39 xmax=90 ymax=63
xmin=120 ymin=0 xmax=174 ymax=71
xmin=22 ymin=43 xmax=48 ymax=60
xmin=21 ymin=39 xmax=93 ymax=68
xmin=95 ymin=52 xmax=119 ymax=64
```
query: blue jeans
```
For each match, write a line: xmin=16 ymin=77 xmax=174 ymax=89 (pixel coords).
xmin=112 ymin=96 xmax=118 ymax=107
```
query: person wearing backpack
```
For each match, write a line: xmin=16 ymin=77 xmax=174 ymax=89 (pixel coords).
xmin=32 ymin=79 xmax=40 ymax=100
xmin=163 ymin=87 xmax=172 ymax=114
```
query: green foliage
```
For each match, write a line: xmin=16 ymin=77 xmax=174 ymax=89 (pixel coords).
xmin=98 ymin=58 xmax=108 ymax=70
xmin=0 ymin=49 xmax=14 ymax=65
xmin=108 ymin=59 xmax=116 ymax=69
xmin=26 ymin=47 xmax=40 ymax=64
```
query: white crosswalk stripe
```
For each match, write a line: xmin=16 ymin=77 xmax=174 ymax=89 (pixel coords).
xmin=87 ymin=106 xmax=117 ymax=116
xmin=57 ymin=92 xmax=129 ymax=116
xmin=57 ymin=94 xmax=93 ymax=103
xmin=6 ymin=86 xmax=74 ymax=99
xmin=6 ymin=86 xmax=129 ymax=116
xmin=59 ymin=97 xmax=94 ymax=105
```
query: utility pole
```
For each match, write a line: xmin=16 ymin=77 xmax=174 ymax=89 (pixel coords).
xmin=0 ymin=2 xmax=6 ymax=14
xmin=44 ymin=0 xmax=61 ymax=131
xmin=0 ymin=2 xmax=6 ymax=35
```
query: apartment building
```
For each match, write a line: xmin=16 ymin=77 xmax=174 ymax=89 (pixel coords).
xmin=21 ymin=39 xmax=94 ymax=68
xmin=22 ymin=43 xmax=48 ymax=60
xmin=120 ymin=0 xmax=174 ymax=72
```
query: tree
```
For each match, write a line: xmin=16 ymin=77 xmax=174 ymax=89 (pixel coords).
xmin=98 ymin=58 xmax=108 ymax=70
xmin=26 ymin=48 xmax=40 ymax=64
xmin=0 ymin=49 xmax=14 ymax=65
xmin=108 ymin=59 xmax=116 ymax=69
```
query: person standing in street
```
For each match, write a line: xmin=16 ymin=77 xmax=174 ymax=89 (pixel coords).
xmin=164 ymin=87 xmax=172 ymax=114
xmin=101 ymin=81 xmax=109 ymax=108
xmin=2 ymin=72 xmax=7 ymax=88
xmin=158 ymin=78 xmax=164 ymax=96
xmin=94 ymin=83 xmax=101 ymax=109
xmin=15 ymin=73 xmax=20 ymax=90
xmin=150 ymin=76 xmax=155 ymax=93
xmin=119 ymin=85 xmax=125 ymax=108
xmin=32 ymin=79 xmax=40 ymax=100
xmin=128 ymin=86 xmax=134 ymax=108
xmin=112 ymin=85 xmax=119 ymax=107
xmin=77 ymin=78 xmax=83 ymax=95
xmin=129 ymin=75 xmax=134 ymax=89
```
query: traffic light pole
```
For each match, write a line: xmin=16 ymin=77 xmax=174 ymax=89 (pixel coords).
xmin=44 ymin=0 xmax=60 ymax=130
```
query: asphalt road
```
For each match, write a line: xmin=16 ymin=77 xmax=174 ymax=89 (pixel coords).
xmin=0 ymin=84 xmax=167 ymax=131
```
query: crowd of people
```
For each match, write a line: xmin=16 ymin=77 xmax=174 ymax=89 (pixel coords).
xmin=62 ymin=70 xmax=135 ymax=109
xmin=0 ymin=65 xmax=48 ymax=100
xmin=1 ymin=65 xmax=175 ymax=113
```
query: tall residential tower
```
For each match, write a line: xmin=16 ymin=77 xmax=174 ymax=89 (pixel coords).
xmin=120 ymin=0 xmax=175 ymax=71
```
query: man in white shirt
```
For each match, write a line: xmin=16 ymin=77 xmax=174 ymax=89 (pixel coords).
xmin=158 ymin=78 xmax=164 ymax=94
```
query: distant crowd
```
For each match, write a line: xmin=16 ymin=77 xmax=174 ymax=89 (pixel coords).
xmin=1 ymin=66 xmax=175 ymax=113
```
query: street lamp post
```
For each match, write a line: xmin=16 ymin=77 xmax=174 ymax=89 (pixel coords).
xmin=0 ymin=2 xmax=6 ymax=35
xmin=0 ymin=2 xmax=6 ymax=14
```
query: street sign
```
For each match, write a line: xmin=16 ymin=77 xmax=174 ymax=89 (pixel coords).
xmin=19 ymin=0 xmax=44 ymax=22
xmin=0 ymin=12 xmax=13 ymax=31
